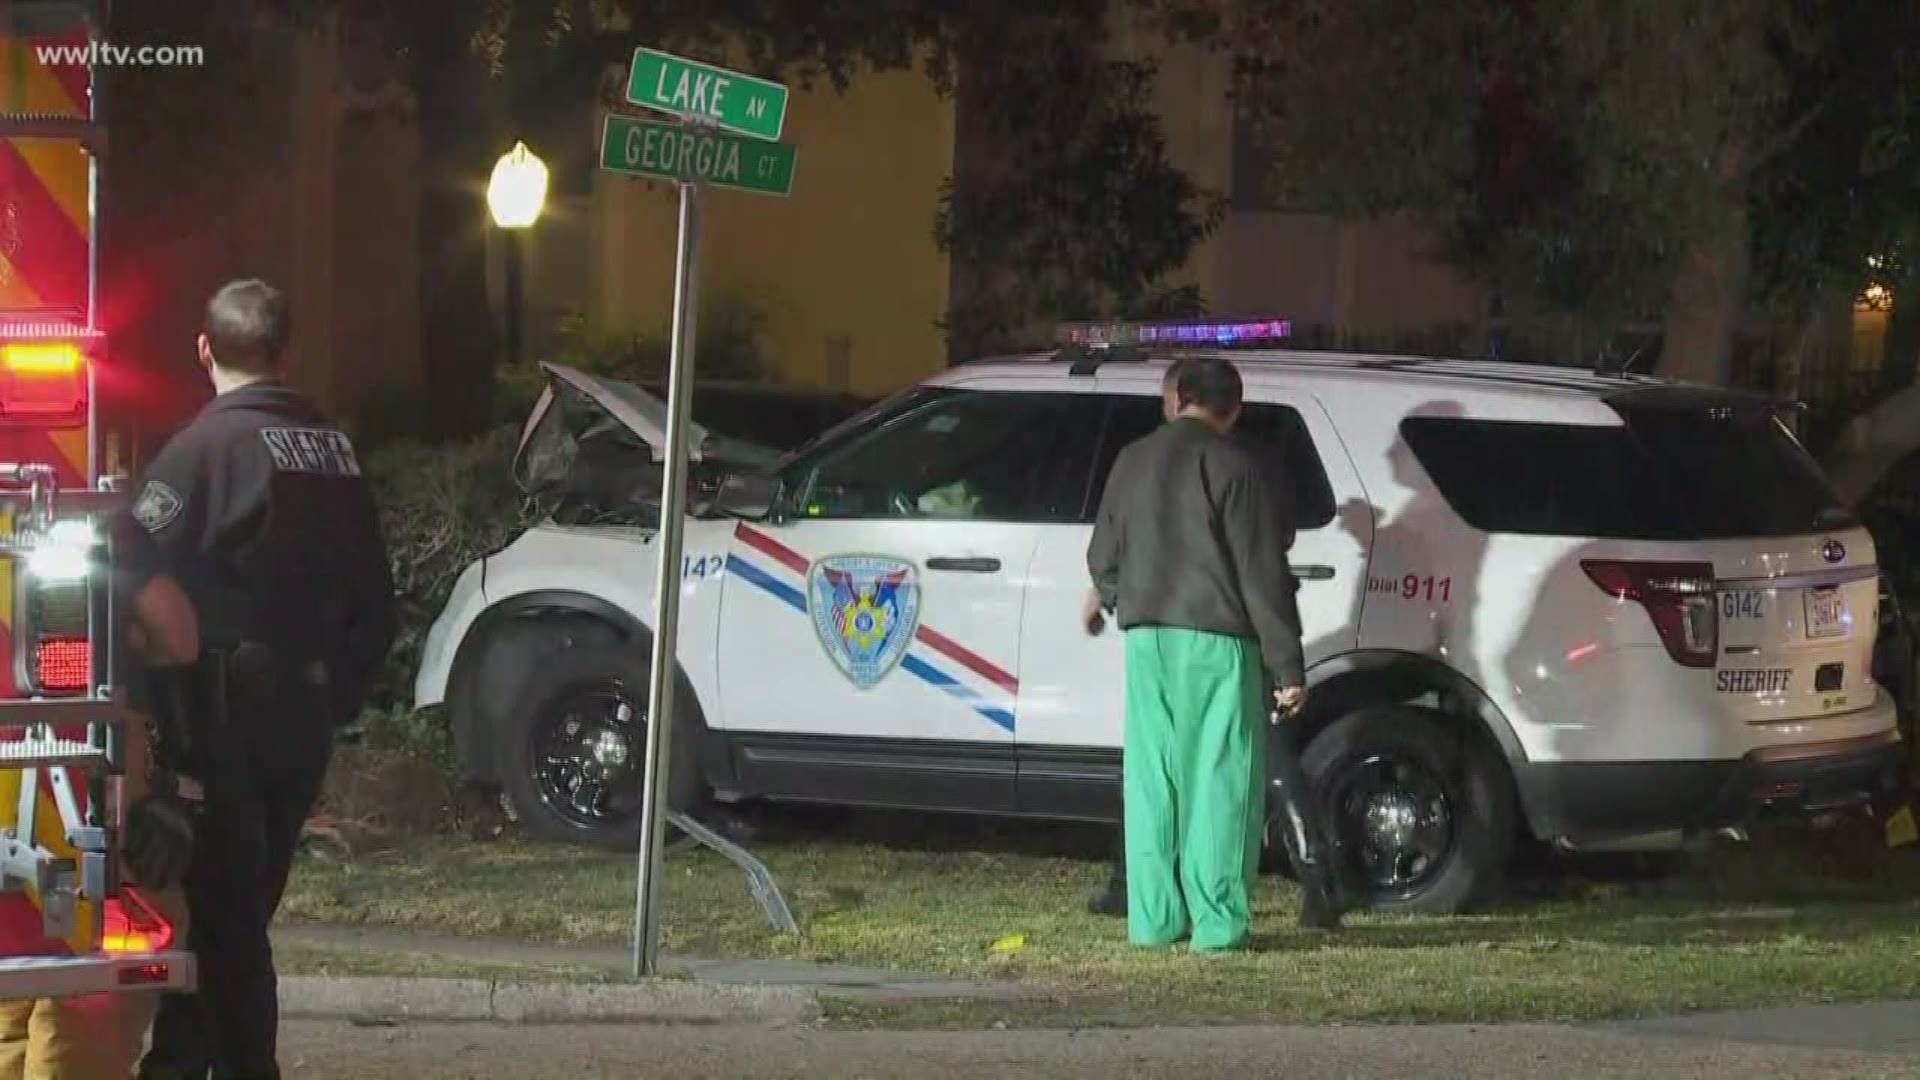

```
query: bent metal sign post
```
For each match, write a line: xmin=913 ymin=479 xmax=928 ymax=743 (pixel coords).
xmin=600 ymin=49 xmax=799 ymax=980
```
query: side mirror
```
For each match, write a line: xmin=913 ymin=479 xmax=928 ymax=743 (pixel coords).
xmin=713 ymin=471 xmax=780 ymax=521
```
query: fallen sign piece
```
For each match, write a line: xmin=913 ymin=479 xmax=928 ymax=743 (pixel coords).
xmin=600 ymin=114 xmax=796 ymax=197
xmin=666 ymin=810 xmax=798 ymax=936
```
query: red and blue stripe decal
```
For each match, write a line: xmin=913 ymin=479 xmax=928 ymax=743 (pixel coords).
xmin=728 ymin=523 xmax=1018 ymax=733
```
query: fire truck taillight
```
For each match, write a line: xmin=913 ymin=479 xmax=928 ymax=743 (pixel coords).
xmin=33 ymin=637 xmax=88 ymax=692
xmin=0 ymin=341 xmax=86 ymax=418
xmin=103 ymin=888 xmax=173 ymax=954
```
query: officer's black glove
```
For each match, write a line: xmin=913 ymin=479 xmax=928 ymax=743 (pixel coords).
xmin=124 ymin=793 xmax=195 ymax=889
xmin=145 ymin=660 xmax=219 ymax=770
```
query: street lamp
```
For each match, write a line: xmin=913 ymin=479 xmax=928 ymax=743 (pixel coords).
xmin=488 ymin=140 xmax=549 ymax=368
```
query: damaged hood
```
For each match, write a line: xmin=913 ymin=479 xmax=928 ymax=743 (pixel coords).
xmin=513 ymin=363 xmax=784 ymax=494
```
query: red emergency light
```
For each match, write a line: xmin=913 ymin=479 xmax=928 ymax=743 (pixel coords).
xmin=0 ymin=332 xmax=90 ymax=418
xmin=33 ymin=637 xmax=88 ymax=692
xmin=103 ymin=887 xmax=174 ymax=954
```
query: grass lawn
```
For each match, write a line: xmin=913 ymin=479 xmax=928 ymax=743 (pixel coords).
xmin=280 ymin=808 xmax=1920 ymax=1026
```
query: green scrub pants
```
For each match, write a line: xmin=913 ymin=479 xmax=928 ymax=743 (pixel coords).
xmin=1123 ymin=626 xmax=1267 ymax=951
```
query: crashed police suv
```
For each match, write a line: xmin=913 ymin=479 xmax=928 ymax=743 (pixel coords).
xmin=413 ymin=321 xmax=1903 ymax=913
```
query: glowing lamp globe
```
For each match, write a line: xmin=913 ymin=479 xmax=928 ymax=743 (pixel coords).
xmin=488 ymin=141 xmax=548 ymax=229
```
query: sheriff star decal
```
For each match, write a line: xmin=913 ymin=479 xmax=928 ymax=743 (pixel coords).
xmin=133 ymin=480 xmax=184 ymax=534
xmin=807 ymin=554 xmax=920 ymax=690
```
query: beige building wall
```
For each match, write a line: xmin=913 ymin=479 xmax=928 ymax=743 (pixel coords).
xmin=566 ymin=61 xmax=955 ymax=396
xmin=1132 ymin=18 xmax=1486 ymax=342
xmin=510 ymin=29 xmax=1491 ymax=406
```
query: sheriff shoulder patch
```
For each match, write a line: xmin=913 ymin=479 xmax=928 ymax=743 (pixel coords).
xmin=133 ymin=480 xmax=184 ymax=534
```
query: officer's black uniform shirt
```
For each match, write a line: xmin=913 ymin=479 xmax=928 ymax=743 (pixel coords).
xmin=114 ymin=380 xmax=395 ymax=716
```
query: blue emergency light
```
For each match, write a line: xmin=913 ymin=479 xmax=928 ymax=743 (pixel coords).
xmin=1056 ymin=318 xmax=1291 ymax=348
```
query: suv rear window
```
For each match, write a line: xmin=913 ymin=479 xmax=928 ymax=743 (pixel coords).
xmin=1402 ymin=406 xmax=1856 ymax=540
xmin=1401 ymin=418 xmax=1691 ymax=539
xmin=1614 ymin=404 xmax=1856 ymax=538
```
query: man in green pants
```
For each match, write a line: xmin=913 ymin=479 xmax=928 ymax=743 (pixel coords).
xmin=1085 ymin=356 xmax=1337 ymax=950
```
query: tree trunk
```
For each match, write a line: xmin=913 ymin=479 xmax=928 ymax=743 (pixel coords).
xmin=1656 ymin=143 xmax=1752 ymax=387
xmin=1779 ymin=284 xmax=1850 ymax=404
xmin=1881 ymin=278 xmax=1920 ymax=396
xmin=1825 ymin=379 xmax=1920 ymax=503
xmin=1823 ymin=285 xmax=1919 ymax=502
xmin=415 ymin=0 xmax=502 ymax=439
xmin=943 ymin=49 xmax=1020 ymax=363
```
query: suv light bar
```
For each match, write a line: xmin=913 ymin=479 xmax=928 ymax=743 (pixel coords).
xmin=1057 ymin=318 xmax=1292 ymax=347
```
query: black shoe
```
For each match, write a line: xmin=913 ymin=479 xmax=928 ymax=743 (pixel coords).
xmin=1296 ymin=879 xmax=1344 ymax=930
xmin=1087 ymin=878 xmax=1127 ymax=918
xmin=1295 ymin=858 xmax=1351 ymax=930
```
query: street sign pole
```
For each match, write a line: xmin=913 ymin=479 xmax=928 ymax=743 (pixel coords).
xmin=632 ymin=167 xmax=703 ymax=980
xmin=615 ymin=45 xmax=798 ymax=980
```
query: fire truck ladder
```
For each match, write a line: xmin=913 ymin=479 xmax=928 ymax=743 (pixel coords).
xmin=0 ymin=463 xmax=193 ymax=998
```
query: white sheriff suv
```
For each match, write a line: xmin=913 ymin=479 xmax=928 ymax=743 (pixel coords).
xmin=413 ymin=320 xmax=1904 ymax=913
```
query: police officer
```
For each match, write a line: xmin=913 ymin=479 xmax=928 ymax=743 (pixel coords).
xmin=127 ymin=278 xmax=395 ymax=1080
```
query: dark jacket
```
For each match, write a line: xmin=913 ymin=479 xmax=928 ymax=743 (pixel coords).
xmin=116 ymin=381 xmax=396 ymax=721
xmin=1086 ymin=416 xmax=1306 ymax=687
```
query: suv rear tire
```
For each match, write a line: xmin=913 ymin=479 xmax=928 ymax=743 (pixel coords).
xmin=1302 ymin=704 xmax=1514 ymax=914
xmin=498 ymin=644 xmax=706 ymax=849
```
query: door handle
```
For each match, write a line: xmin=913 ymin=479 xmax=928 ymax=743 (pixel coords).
xmin=1295 ymin=564 xmax=1336 ymax=581
xmin=926 ymin=557 xmax=1001 ymax=573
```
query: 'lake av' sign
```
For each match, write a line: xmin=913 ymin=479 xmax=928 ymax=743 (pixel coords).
xmin=599 ymin=113 xmax=796 ymax=197
xmin=625 ymin=48 xmax=788 ymax=142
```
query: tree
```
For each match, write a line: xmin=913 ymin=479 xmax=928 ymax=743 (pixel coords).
xmin=1161 ymin=0 xmax=1920 ymax=391
xmin=406 ymin=0 xmax=1226 ymax=365
xmin=116 ymin=0 xmax=1224 ymax=430
xmin=932 ymin=2 xmax=1224 ymax=359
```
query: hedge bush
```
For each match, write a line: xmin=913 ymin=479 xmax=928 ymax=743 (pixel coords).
xmin=357 ymin=422 xmax=534 ymax=765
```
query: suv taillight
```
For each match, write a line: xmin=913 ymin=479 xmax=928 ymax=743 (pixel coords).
xmin=1581 ymin=560 xmax=1718 ymax=668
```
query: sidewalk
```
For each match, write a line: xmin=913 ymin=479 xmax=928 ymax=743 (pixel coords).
xmin=274 ymin=924 xmax=1920 ymax=1055
xmin=1604 ymin=1000 xmax=1920 ymax=1056
xmin=280 ymin=1014 xmax=1920 ymax=1079
xmin=273 ymin=923 xmax=1036 ymax=1020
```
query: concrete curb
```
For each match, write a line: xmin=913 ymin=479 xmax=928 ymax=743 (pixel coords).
xmin=279 ymin=976 xmax=821 ymax=1025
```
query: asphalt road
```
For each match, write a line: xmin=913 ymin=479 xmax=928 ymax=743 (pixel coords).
xmin=280 ymin=1018 xmax=1920 ymax=1079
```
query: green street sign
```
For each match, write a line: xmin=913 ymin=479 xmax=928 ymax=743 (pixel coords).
xmin=626 ymin=48 xmax=788 ymax=142
xmin=599 ymin=114 xmax=797 ymax=197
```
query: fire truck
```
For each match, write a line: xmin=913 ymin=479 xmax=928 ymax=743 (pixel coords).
xmin=0 ymin=1 xmax=194 ymax=996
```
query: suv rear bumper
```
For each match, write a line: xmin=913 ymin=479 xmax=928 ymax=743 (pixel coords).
xmin=1515 ymin=729 xmax=1905 ymax=841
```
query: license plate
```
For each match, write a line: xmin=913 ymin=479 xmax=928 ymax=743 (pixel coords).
xmin=1805 ymin=586 xmax=1848 ymax=640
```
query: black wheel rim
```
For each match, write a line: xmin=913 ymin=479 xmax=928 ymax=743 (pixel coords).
xmin=530 ymin=680 xmax=648 ymax=831
xmin=1327 ymin=752 xmax=1456 ymax=903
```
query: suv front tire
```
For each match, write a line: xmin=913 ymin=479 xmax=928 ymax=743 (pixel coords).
xmin=498 ymin=644 xmax=706 ymax=849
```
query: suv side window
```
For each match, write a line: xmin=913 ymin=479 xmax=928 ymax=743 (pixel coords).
xmin=1085 ymin=395 xmax=1337 ymax=529
xmin=792 ymin=389 xmax=1098 ymax=523
xmin=1399 ymin=417 xmax=1692 ymax=539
